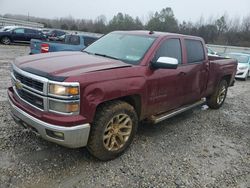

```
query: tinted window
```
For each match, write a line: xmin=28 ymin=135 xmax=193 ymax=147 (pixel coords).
xmin=83 ymin=37 xmax=97 ymax=46
xmin=14 ymin=28 xmax=25 ymax=34
xmin=56 ymin=31 xmax=66 ymax=36
xmin=185 ymin=39 xmax=205 ymax=63
xmin=154 ymin=38 xmax=182 ymax=64
xmin=25 ymin=29 xmax=37 ymax=34
xmin=65 ymin=35 xmax=80 ymax=45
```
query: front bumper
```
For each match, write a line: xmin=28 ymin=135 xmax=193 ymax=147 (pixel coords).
xmin=235 ymin=69 xmax=249 ymax=79
xmin=8 ymin=94 xmax=90 ymax=148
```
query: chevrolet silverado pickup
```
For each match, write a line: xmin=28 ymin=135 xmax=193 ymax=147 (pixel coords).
xmin=8 ymin=30 xmax=237 ymax=160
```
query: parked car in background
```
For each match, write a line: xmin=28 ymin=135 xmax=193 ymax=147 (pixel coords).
xmin=224 ymin=53 xmax=250 ymax=80
xmin=8 ymin=30 xmax=237 ymax=160
xmin=207 ymin=46 xmax=219 ymax=57
xmin=39 ymin=28 xmax=52 ymax=35
xmin=0 ymin=27 xmax=46 ymax=45
xmin=45 ymin=29 xmax=68 ymax=41
xmin=0 ymin=25 xmax=19 ymax=32
xmin=30 ymin=34 xmax=99 ymax=54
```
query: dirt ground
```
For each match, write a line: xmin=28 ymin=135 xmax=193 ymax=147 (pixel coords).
xmin=0 ymin=44 xmax=249 ymax=188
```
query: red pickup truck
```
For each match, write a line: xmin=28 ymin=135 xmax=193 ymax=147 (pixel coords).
xmin=8 ymin=31 xmax=237 ymax=160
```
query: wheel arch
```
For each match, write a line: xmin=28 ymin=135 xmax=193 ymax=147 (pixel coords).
xmin=221 ymin=74 xmax=233 ymax=86
xmin=95 ymin=94 xmax=142 ymax=120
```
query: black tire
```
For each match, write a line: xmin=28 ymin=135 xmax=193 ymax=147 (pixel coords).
xmin=244 ymin=72 xmax=249 ymax=81
xmin=206 ymin=79 xmax=228 ymax=109
xmin=1 ymin=36 xmax=11 ymax=45
xmin=87 ymin=101 xmax=138 ymax=161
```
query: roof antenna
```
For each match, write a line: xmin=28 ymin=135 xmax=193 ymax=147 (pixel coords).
xmin=149 ymin=30 xmax=154 ymax=35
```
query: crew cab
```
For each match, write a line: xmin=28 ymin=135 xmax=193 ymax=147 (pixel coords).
xmin=8 ymin=31 xmax=237 ymax=161
xmin=0 ymin=27 xmax=46 ymax=45
xmin=30 ymin=34 xmax=99 ymax=54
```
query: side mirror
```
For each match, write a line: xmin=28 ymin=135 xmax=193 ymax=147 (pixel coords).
xmin=151 ymin=57 xmax=178 ymax=69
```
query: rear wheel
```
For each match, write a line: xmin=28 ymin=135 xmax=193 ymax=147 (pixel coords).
xmin=207 ymin=79 xmax=228 ymax=109
xmin=1 ymin=36 xmax=11 ymax=45
xmin=87 ymin=101 xmax=138 ymax=161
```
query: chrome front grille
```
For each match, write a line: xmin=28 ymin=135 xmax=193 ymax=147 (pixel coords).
xmin=16 ymin=88 xmax=44 ymax=109
xmin=11 ymin=64 xmax=49 ymax=111
xmin=13 ymin=70 xmax=44 ymax=92
xmin=11 ymin=64 xmax=80 ymax=115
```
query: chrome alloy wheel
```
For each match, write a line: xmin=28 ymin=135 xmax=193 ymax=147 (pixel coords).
xmin=103 ymin=114 xmax=132 ymax=151
xmin=217 ymin=85 xmax=226 ymax=104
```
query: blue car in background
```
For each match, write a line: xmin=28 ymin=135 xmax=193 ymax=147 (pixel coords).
xmin=30 ymin=34 xmax=100 ymax=54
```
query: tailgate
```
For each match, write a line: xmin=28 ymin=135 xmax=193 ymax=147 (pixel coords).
xmin=30 ymin=39 xmax=42 ymax=54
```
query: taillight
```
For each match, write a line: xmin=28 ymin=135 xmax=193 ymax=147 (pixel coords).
xmin=41 ymin=43 xmax=49 ymax=53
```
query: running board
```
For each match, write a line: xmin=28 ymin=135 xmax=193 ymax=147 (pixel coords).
xmin=150 ymin=98 xmax=206 ymax=124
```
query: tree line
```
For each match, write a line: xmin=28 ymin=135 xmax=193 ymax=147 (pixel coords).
xmin=2 ymin=7 xmax=250 ymax=47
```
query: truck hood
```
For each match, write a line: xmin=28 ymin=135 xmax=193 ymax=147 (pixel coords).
xmin=14 ymin=51 xmax=132 ymax=80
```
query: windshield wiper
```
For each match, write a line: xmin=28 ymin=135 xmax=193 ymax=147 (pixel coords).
xmin=82 ymin=50 xmax=93 ymax=55
xmin=93 ymin=53 xmax=119 ymax=60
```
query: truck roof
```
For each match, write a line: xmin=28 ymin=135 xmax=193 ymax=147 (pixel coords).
xmin=113 ymin=30 xmax=203 ymax=40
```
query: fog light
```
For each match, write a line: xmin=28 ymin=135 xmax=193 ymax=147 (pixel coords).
xmin=46 ymin=129 xmax=64 ymax=140
xmin=54 ymin=132 xmax=64 ymax=138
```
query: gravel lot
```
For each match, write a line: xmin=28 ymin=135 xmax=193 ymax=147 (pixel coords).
xmin=0 ymin=44 xmax=249 ymax=188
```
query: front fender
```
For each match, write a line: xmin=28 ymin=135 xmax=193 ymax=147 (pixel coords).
xmin=80 ymin=77 xmax=146 ymax=123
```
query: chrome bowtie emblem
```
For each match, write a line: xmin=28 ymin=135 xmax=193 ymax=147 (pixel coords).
xmin=15 ymin=79 xmax=23 ymax=90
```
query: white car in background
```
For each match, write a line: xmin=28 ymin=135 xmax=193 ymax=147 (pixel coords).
xmin=225 ymin=53 xmax=250 ymax=81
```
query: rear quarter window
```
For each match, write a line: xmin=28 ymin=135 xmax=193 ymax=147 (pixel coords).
xmin=83 ymin=37 xmax=97 ymax=47
xmin=185 ymin=39 xmax=205 ymax=63
xmin=65 ymin=35 xmax=80 ymax=45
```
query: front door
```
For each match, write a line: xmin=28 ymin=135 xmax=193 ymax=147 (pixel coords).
xmin=12 ymin=28 xmax=26 ymax=42
xmin=146 ymin=38 xmax=185 ymax=115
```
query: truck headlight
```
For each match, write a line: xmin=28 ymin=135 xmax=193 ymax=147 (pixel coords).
xmin=49 ymin=99 xmax=80 ymax=114
xmin=49 ymin=83 xmax=79 ymax=97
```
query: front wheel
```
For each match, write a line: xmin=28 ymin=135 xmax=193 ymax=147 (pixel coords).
xmin=1 ymin=36 xmax=11 ymax=45
xmin=207 ymin=79 xmax=228 ymax=109
xmin=244 ymin=71 xmax=249 ymax=81
xmin=87 ymin=101 xmax=138 ymax=161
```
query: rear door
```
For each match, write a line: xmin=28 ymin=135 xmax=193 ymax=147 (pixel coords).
xmin=182 ymin=39 xmax=209 ymax=104
xmin=25 ymin=29 xmax=39 ymax=41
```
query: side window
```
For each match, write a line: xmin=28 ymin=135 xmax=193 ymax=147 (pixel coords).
xmin=84 ymin=37 xmax=97 ymax=46
xmin=154 ymin=38 xmax=182 ymax=64
xmin=14 ymin=28 xmax=25 ymax=34
xmin=25 ymin=29 xmax=36 ymax=34
xmin=67 ymin=35 xmax=80 ymax=45
xmin=185 ymin=39 xmax=205 ymax=63
xmin=57 ymin=31 xmax=65 ymax=36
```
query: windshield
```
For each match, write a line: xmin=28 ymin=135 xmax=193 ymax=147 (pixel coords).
xmin=83 ymin=33 xmax=156 ymax=65
xmin=226 ymin=54 xmax=249 ymax=64
xmin=0 ymin=27 xmax=12 ymax=32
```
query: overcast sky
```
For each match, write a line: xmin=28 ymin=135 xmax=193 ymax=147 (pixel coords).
xmin=0 ymin=0 xmax=249 ymax=22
